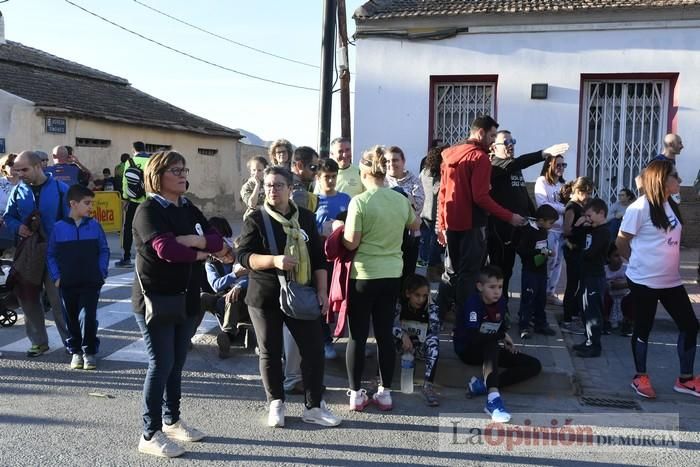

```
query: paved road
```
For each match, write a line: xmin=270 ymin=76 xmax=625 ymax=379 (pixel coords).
xmin=1 ymin=261 xmax=699 ymax=466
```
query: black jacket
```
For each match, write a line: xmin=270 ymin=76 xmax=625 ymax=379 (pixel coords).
xmin=237 ymin=204 xmax=323 ymax=309
xmin=490 ymin=150 xmax=545 ymax=217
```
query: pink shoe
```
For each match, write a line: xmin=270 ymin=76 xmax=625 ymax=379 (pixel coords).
xmin=348 ymin=389 xmax=370 ymax=411
xmin=372 ymin=386 xmax=393 ymax=411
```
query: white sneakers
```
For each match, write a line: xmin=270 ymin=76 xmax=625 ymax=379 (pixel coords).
xmin=268 ymin=399 xmax=286 ymax=427
xmin=70 ymin=353 xmax=83 ymax=370
xmin=268 ymin=399 xmax=341 ymax=428
xmin=348 ymin=388 xmax=370 ymax=411
xmin=138 ymin=431 xmax=186 ymax=458
xmin=302 ymin=401 xmax=341 ymax=427
xmin=138 ymin=419 xmax=205 ymax=458
xmin=163 ymin=419 xmax=206 ymax=442
xmin=372 ymin=386 xmax=393 ymax=411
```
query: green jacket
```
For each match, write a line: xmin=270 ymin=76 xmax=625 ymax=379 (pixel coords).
xmin=122 ymin=152 xmax=150 ymax=203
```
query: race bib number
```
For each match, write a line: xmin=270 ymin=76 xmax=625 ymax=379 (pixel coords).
xmin=479 ymin=321 xmax=501 ymax=335
xmin=401 ymin=320 xmax=429 ymax=343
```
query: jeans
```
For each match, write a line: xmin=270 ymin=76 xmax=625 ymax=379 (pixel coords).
xmin=546 ymin=231 xmax=564 ymax=295
xmin=518 ymin=270 xmax=548 ymax=329
xmin=628 ymin=280 xmax=698 ymax=375
xmin=248 ymin=306 xmax=325 ymax=408
xmin=419 ymin=219 xmax=443 ymax=266
xmin=346 ymin=278 xmax=400 ymax=391
xmin=61 ymin=286 xmax=101 ymax=355
xmin=16 ymin=270 xmax=69 ymax=347
xmin=135 ymin=313 xmax=197 ymax=438
xmin=580 ymin=275 xmax=606 ymax=349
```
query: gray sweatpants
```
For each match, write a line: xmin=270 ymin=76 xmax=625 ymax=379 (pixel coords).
xmin=18 ymin=271 xmax=69 ymax=348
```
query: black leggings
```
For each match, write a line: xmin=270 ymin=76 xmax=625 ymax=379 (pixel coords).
xmin=248 ymin=306 xmax=324 ymax=408
xmin=563 ymin=248 xmax=581 ymax=322
xmin=458 ymin=339 xmax=542 ymax=389
xmin=627 ymin=279 xmax=699 ymax=375
xmin=346 ymin=278 xmax=400 ymax=391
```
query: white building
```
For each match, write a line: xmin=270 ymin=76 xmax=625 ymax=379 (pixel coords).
xmin=352 ymin=0 xmax=700 ymax=204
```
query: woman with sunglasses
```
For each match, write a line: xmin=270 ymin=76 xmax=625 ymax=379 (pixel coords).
xmin=534 ymin=155 xmax=567 ymax=307
xmin=133 ymin=151 xmax=227 ymax=458
xmin=617 ymin=160 xmax=699 ymax=399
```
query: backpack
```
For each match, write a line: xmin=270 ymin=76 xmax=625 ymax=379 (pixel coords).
xmin=124 ymin=158 xmax=145 ymax=200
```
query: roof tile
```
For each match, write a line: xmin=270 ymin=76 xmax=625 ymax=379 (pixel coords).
xmin=354 ymin=0 xmax=700 ymax=20
xmin=0 ymin=41 xmax=239 ymax=138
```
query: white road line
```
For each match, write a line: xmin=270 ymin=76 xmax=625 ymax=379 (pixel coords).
xmin=0 ymin=270 xmax=135 ymax=354
xmin=103 ymin=317 xmax=219 ymax=364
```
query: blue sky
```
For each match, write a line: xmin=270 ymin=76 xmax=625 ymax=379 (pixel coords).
xmin=1 ymin=0 xmax=366 ymax=146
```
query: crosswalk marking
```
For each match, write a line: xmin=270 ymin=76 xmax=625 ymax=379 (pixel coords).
xmin=0 ymin=270 xmax=136 ymax=354
xmin=0 ymin=269 xmax=224 ymax=363
xmin=104 ymin=316 xmax=219 ymax=364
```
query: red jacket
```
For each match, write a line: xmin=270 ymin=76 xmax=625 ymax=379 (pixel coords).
xmin=437 ymin=139 xmax=513 ymax=232
xmin=324 ymin=226 xmax=355 ymax=337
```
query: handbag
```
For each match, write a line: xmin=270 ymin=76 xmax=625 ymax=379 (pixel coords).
xmin=136 ymin=264 xmax=187 ymax=326
xmin=261 ymin=208 xmax=321 ymax=321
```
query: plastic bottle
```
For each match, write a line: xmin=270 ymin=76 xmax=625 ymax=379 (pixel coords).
xmin=400 ymin=352 xmax=415 ymax=394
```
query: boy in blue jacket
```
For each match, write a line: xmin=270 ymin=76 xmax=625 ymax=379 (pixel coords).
xmin=48 ymin=185 xmax=110 ymax=370
xmin=453 ymin=265 xmax=542 ymax=423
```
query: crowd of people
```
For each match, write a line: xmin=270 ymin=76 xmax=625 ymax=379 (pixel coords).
xmin=1 ymin=119 xmax=699 ymax=458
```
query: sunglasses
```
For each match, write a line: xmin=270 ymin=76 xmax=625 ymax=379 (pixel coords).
xmin=495 ymin=139 xmax=516 ymax=146
xmin=555 ymin=163 xmax=568 ymax=169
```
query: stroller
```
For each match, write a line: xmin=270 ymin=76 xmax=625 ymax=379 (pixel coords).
xmin=0 ymin=258 xmax=18 ymax=327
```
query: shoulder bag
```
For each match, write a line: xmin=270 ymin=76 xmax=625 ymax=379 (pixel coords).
xmin=136 ymin=263 xmax=188 ymax=326
xmin=261 ymin=208 xmax=321 ymax=321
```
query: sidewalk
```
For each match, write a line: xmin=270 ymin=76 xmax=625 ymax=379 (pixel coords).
xmin=106 ymin=229 xmax=700 ymax=402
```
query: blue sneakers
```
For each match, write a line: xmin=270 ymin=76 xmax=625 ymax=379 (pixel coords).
xmin=467 ymin=376 xmax=487 ymax=398
xmin=485 ymin=396 xmax=511 ymax=423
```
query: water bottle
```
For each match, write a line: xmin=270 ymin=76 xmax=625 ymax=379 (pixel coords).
xmin=400 ymin=352 xmax=415 ymax=394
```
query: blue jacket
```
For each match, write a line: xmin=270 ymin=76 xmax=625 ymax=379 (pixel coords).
xmin=4 ymin=175 xmax=70 ymax=237
xmin=47 ymin=216 xmax=110 ymax=287
xmin=453 ymin=293 xmax=506 ymax=355
xmin=205 ymin=260 xmax=248 ymax=294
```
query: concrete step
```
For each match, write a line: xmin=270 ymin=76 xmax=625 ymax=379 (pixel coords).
xmin=324 ymin=309 xmax=577 ymax=396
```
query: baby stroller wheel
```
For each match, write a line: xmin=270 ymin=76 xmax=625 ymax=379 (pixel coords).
xmin=0 ymin=309 xmax=17 ymax=327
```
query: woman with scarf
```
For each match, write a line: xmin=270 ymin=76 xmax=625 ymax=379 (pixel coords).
xmin=237 ymin=166 xmax=341 ymax=428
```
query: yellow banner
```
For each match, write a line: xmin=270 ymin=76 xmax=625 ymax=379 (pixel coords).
xmin=92 ymin=191 xmax=123 ymax=233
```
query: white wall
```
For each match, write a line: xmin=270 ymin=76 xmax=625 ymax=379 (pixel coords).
xmin=353 ymin=26 xmax=700 ymax=183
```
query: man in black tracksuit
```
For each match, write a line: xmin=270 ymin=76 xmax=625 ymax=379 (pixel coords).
xmin=488 ymin=131 xmax=569 ymax=318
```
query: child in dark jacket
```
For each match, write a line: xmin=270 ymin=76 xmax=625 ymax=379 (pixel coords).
xmin=454 ymin=266 xmax=542 ymax=424
xmin=47 ymin=185 xmax=109 ymax=370
xmin=572 ymin=198 xmax=611 ymax=358
xmin=516 ymin=204 xmax=559 ymax=339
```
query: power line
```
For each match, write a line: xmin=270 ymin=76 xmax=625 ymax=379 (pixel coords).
xmin=64 ymin=0 xmax=319 ymax=92
xmin=132 ymin=0 xmax=320 ymax=70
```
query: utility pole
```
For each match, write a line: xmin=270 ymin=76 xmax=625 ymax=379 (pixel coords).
xmin=337 ymin=0 xmax=351 ymax=140
xmin=317 ymin=0 xmax=337 ymax=159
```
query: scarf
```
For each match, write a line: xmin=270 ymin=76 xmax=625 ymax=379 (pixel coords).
xmin=264 ymin=201 xmax=311 ymax=285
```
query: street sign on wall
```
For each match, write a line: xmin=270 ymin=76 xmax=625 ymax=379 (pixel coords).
xmin=46 ymin=117 xmax=66 ymax=134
